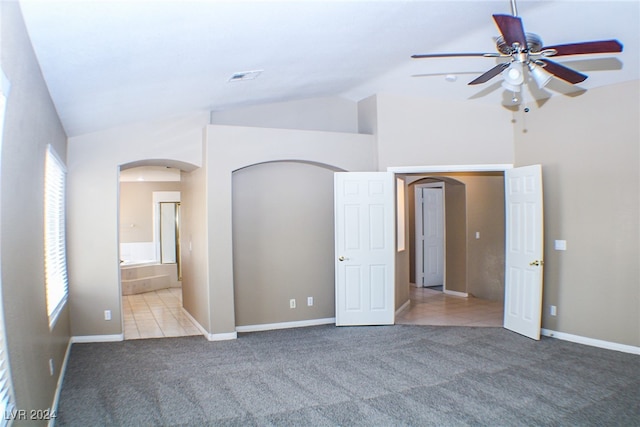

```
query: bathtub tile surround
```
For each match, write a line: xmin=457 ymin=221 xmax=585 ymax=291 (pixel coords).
xmin=123 ymin=288 xmax=200 ymax=339
xmin=119 ymin=242 xmax=156 ymax=265
xmin=121 ymin=263 xmax=180 ymax=295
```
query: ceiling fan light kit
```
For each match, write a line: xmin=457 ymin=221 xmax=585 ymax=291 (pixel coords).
xmin=411 ymin=0 xmax=623 ymax=103
xmin=528 ymin=62 xmax=552 ymax=89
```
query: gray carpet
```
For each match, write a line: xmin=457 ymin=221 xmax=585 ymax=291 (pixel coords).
xmin=56 ymin=325 xmax=640 ymax=426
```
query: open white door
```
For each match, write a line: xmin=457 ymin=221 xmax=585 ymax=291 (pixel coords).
xmin=504 ymin=164 xmax=544 ymax=340
xmin=335 ymin=172 xmax=395 ymax=326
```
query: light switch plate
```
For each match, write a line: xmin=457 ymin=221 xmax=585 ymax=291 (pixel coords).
xmin=554 ymin=240 xmax=567 ymax=251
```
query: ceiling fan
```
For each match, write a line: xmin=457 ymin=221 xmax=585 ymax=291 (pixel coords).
xmin=411 ymin=0 xmax=623 ymax=98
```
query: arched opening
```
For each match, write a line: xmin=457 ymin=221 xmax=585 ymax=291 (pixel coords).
xmin=118 ymin=159 xmax=201 ymax=340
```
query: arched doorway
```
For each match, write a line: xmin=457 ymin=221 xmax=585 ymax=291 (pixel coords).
xmin=119 ymin=159 xmax=201 ymax=340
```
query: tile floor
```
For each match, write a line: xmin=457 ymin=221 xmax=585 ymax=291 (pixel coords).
xmin=123 ymin=288 xmax=201 ymax=340
xmin=396 ymin=286 xmax=504 ymax=327
xmin=125 ymin=286 xmax=502 ymax=339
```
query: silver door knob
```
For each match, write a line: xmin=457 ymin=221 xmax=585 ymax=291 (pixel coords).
xmin=529 ymin=260 xmax=544 ymax=266
xmin=338 ymin=256 xmax=346 ymax=261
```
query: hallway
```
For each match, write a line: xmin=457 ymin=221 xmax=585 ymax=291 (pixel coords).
xmin=396 ymin=286 xmax=503 ymax=327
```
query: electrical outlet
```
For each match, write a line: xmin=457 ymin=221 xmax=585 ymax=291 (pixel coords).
xmin=104 ymin=310 xmax=111 ymax=321
xmin=550 ymin=305 xmax=557 ymax=316
xmin=307 ymin=297 xmax=313 ymax=306
xmin=289 ymin=299 xmax=296 ymax=309
xmin=49 ymin=358 xmax=54 ymax=376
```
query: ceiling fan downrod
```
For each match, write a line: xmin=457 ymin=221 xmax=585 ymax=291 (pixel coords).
xmin=510 ymin=0 xmax=518 ymax=17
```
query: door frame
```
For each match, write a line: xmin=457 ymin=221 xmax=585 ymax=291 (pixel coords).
xmin=414 ymin=182 xmax=445 ymax=291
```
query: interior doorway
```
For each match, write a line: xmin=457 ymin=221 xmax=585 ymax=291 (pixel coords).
xmin=398 ymin=166 xmax=508 ymax=327
xmin=118 ymin=164 xmax=198 ymax=340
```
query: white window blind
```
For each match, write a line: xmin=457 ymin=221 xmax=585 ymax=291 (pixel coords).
xmin=0 ymin=71 xmax=16 ymax=425
xmin=44 ymin=145 xmax=68 ymax=328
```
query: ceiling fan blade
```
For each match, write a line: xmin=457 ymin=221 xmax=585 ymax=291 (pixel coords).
xmin=542 ymin=39 xmax=623 ymax=57
xmin=492 ymin=14 xmax=527 ymax=48
xmin=538 ymin=59 xmax=588 ymax=84
xmin=411 ymin=52 xmax=500 ymax=59
xmin=468 ymin=62 xmax=511 ymax=85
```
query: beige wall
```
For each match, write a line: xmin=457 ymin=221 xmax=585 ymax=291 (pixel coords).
xmin=211 ymin=96 xmax=359 ymax=134
xmin=0 ymin=2 xmax=70 ymax=415
xmin=373 ymin=93 xmax=514 ymax=170
xmin=514 ymin=81 xmax=639 ymax=347
xmin=180 ymin=165 xmax=209 ymax=332
xmin=465 ymin=174 xmax=505 ymax=300
xmin=119 ymin=181 xmax=181 ymax=243
xmin=233 ymin=161 xmax=336 ymax=326
xmin=443 ymin=182 xmax=468 ymax=294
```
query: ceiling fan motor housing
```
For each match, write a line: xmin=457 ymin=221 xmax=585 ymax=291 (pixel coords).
xmin=496 ymin=32 xmax=543 ymax=55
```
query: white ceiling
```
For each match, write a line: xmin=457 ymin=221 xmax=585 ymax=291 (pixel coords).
xmin=19 ymin=0 xmax=640 ymax=137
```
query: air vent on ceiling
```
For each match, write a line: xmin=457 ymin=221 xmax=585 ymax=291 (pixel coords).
xmin=228 ymin=70 xmax=263 ymax=82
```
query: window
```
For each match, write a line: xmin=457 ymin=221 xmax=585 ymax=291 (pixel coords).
xmin=0 ymin=68 xmax=16 ymax=425
xmin=44 ymin=145 xmax=68 ymax=328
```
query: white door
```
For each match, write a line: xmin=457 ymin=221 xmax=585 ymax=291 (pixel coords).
xmin=420 ymin=187 xmax=444 ymax=288
xmin=334 ymin=172 xmax=395 ymax=326
xmin=504 ymin=164 xmax=544 ymax=340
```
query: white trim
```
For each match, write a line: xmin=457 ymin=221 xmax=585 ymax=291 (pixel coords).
xmin=395 ymin=299 xmax=410 ymax=316
xmin=48 ymin=340 xmax=72 ymax=427
xmin=207 ymin=332 xmax=238 ymax=341
xmin=70 ymin=334 xmax=123 ymax=343
xmin=444 ymin=289 xmax=468 ymax=298
xmin=236 ymin=318 xmax=336 ymax=333
xmin=541 ymin=329 xmax=640 ymax=355
xmin=388 ymin=164 xmax=513 ymax=174
xmin=180 ymin=307 xmax=237 ymax=341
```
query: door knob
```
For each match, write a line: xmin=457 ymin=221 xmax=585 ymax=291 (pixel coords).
xmin=529 ymin=260 xmax=544 ymax=266
xmin=338 ymin=256 xmax=347 ymax=261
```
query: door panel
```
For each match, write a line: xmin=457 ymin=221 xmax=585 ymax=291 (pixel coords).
xmin=335 ymin=172 xmax=395 ymax=326
xmin=504 ymin=164 xmax=544 ymax=340
xmin=423 ymin=187 xmax=444 ymax=287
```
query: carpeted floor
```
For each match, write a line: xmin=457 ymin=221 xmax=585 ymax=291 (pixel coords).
xmin=56 ymin=325 xmax=640 ymax=426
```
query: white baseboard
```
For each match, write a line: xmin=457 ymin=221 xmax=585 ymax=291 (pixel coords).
xmin=48 ymin=339 xmax=72 ymax=427
xmin=180 ymin=307 xmax=237 ymax=341
xmin=444 ymin=289 xmax=468 ymax=298
xmin=396 ymin=299 xmax=410 ymax=315
xmin=207 ymin=331 xmax=238 ymax=341
xmin=541 ymin=328 xmax=640 ymax=355
xmin=70 ymin=334 xmax=124 ymax=343
xmin=236 ymin=318 xmax=335 ymax=333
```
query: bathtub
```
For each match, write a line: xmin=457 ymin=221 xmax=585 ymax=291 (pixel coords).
xmin=120 ymin=262 xmax=180 ymax=295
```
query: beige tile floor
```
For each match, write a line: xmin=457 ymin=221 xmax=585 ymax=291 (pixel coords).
xmin=396 ymin=286 xmax=504 ymax=327
xmin=123 ymin=288 xmax=202 ymax=340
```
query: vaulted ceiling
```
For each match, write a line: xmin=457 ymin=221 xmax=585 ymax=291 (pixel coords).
xmin=19 ymin=0 xmax=640 ymax=137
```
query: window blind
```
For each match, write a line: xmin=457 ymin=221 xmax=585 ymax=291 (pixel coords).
xmin=0 ymin=75 xmax=16 ymax=426
xmin=44 ymin=145 xmax=68 ymax=328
